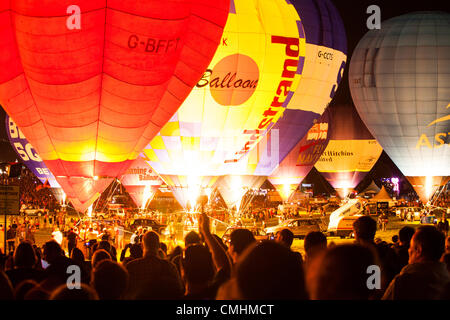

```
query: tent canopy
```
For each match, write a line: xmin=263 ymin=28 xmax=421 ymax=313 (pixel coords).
xmin=370 ymin=186 xmax=392 ymax=201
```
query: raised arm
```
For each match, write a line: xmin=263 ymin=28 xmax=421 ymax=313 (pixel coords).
xmin=198 ymin=212 xmax=231 ymax=277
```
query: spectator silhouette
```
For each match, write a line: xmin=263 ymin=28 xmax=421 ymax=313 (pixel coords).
xmin=228 ymin=229 xmax=256 ymax=264
xmin=70 ymin=247 xmax=91 ymax=284
xmin=91 ymin=260 xmax=129 ymax=300
xmin=50 ymin=283 xmax=98 ymax=300
xmin=0 ymin=270 xmax=13 ymax=300
xmin=217 ymin=241 xmax=307 ymax=300
xmin=125 ymin=231 xmax=183 ymax=299
xmin=40 ymin=240 xmax=75 ymax=291
xmin=181 ymin=244 xmax=215 ymax=299
xmin=120 ymin=243 xmax=143 ymax=268
xmin=276 ymin=228 xmax=303 ymax=266
xmin=304 ymin=231 xmax=327 ymax=270
xmin=383 ymin=226 xmax=449 ymax=300
xmin=306 ymin=244 xmax=379 ymax=300
xmin=14 ymin=279 xmax=38 ymax=300
xmin=91 ymin=249 xmax=112 ymax=269
xmin=394 ymin=226 xmax=415 ymax=270
xmin=5 ymin=241 xmax=44 ymax=288
xmin=353 ymin=216 xmax=399 ymax=292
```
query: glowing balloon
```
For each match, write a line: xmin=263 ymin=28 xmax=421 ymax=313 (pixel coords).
xmin=0 ymin=0 xmax=229 ymax=211
xmin=220 ymin=0 xmax=347 ymax=206
xmin=252 ymin=0 xmax=347 ymax=176
xmin=5 ymin=115 xmax=60 ymax=192
xmin=143 ymin=0 xmax=307 ymax=210
xmin=119 ymin=156 xmax=162 ymax=209
xmin=314 ymin=104 xmax=383 ymax=198
xmin=269 ymin=107 xmax=332 ymax=202
xmin=349 ymin=12 xmax=450 ymax=203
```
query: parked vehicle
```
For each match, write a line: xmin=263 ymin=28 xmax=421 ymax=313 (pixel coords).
xmin=127 ymin=218 xmax=167 ymax=234
xmin=222 ymin=226 xmax=269 ymax=244
xmin=265 ymin=218 xmax=322 ymax=239
xmin=20 ymin=204 xmax=48 ymax=217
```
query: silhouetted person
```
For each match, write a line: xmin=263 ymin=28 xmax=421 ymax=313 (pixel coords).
xmin=0 ymin=270 xmax=13 ymax=300
xmin=304 ymin=231 xmax=327 ymax=269
xmin=50 ymin=283 xmax=98 ymax=300
xmin=14 ymin=279 xmax=38 ymax=300
xmin=91 ymin=260 xmax=129 ymax=300
xmin=70 ymin=247 xmax=91 ymax=283
xmin=306 ymin=244 xmax=378 ymax=300
xmin=120 ymin=243 xmax=143 ymax=268
xmin=40 ymin=240 xmax=75 ymax=291
xmin=276 ymin=228 xmax=303 ymax=265
xmin=5 ymin=241 xmax=44 ymax=288
xmin=171 ymin=231 xmax=202 ymax=273
xmin=125 ymin=231 xmax=183 ymax=299
xmin=228 ymin=229 xmax=256 ymax=264
xmin=383 ymin=226 xmax=449 ymax=300
xmin=66 ymin=228 xmax=79 ymax=257
xmin=181 ymin=244 xmax=215 ymax=299
xmin=394 ymin=226 xmax=416 ymax=270
xmin=217 ymin=241 xmax=307 ymax=300
xmin=441 ymin=252 xmax=450 ymax=275
xmin=353 ymin=216 xmax=399 ymax=292
xmin=91 ymin=249 xmax=112 ymax=269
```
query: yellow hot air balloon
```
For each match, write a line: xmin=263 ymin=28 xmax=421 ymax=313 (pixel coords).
xmin=143 ymin=0 xmax=307 ymax=211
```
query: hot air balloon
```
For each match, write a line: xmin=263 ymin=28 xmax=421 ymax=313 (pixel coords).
xmin=143 ymin=0 xmax=308 ymax=211
xmin=4 ymin=113 xmax=100 ymax=212
xmin=349 ymin=11 xmax=450 ymax=204
xmin=0 ymin=0 xmax=229 ymax=213
xmin=217 ymin=0 xmax=347 ymax=208
xmin=252 ymin=0 xmax=347 ymax=176
xmin=5 ymin=114 xmax=62 ymax=199
xmin=119 ymin=155 xmax=162 ymax=210
xmin=314 ymin=104 xmax=383 ymax=198
xmin=269 ymin=107 xmax=332 ymax=202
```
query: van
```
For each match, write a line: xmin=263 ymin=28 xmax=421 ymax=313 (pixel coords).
xmin=327 ymin=199 xmax=364 ymax=238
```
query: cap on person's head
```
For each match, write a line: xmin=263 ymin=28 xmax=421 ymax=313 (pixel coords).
xmin=352 ymin=216 xmax=377 ymax=242
xmin=412 ymin=226 xmax=445 ymax=262
xmin=142 ymin=231 xmax=160 ymax=252
xmin=235 ymin=241 xmax=307 ymax=300
xmin=181 ymin=244 xmax=214 ymax=285
xmin=230 ymin=229 xmax=256 ymax=255
xmin=184 ymin=231 xmax=201 ymax=247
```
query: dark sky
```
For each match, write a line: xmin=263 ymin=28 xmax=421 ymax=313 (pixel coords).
xmin=1 ymin=0 xmax=449 ymax=184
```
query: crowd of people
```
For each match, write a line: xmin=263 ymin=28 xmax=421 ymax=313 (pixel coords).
xmin=0 ymin=212 xmax=449 ymax=300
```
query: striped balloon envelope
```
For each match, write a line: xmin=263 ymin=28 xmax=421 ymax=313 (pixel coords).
xmin=143 ymin=0 xmax=307 ymax=210
xmin=314 ymin=104 xmax=383 ymax=198
xmin=0 ymin=0 xmax=229 ymax=213
xmin=349 ymin=12 xmax=450 ymax=203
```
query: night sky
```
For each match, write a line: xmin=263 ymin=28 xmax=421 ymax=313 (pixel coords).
xmin=0 ymin=0 xmax=449 ymax=193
